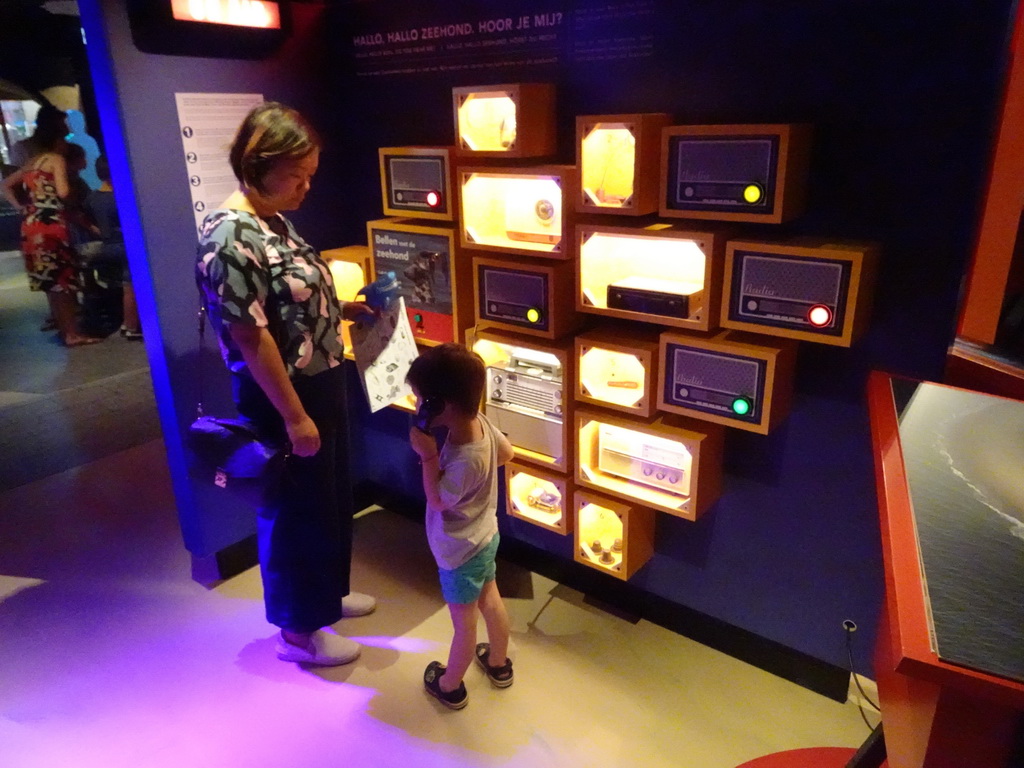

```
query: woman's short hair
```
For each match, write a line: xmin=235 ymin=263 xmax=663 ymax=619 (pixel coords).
xmin=228 ymin=102 xmax=321 ymax=193
xmin=406 ymin=343 xmax=486 ymax=416
xmin=32 ymin=104 xmax=68 ymax=150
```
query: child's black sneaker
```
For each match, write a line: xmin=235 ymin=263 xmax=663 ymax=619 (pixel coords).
xmin=474 ymin=642 xmax=514 ymax=688
xmin=423 ymin=661 xmax=468 ymax=709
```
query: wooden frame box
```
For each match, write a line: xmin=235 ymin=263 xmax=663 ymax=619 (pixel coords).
xmin=474 ymin=255 xmax=582 ymax=340
xmin=459 ymin=165 xmax=578 ymax=260
xmin=575 ymin=327 xmax=661 ymax=418
xmin=573 ymin=489 xmax=655 ymax=580
xmin=658 ymin=330 xmax=797 ymax=434
xmin=453 ymin=83 xmax=555 ymax=158
xmin=378 ymin=146 xmax=457 ymax=222
xmin=659 ymin=123 xmax=812 ymax=224
xmin=720 ymin=238 xmax=879 ymax=347
xmin=577 ymin=223 xmax=726 ymax=332
xmin=468 ymin=327 xmax=574 ymax=472
xmin=322 ymin=244 xmax=371 ymax=361
xmin=506 ymin=461 xmax=573 ymax=535
xmin=576 ymin=113 xmax=670 ymax=216
xmin=576 ymin=407 xmax=724 ymax=521
xmin=365 ymin=218 xmax=473 ymax=347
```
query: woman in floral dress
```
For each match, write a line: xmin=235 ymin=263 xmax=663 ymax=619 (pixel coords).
xmin=1 ymin=109 xmax=101 ymax=346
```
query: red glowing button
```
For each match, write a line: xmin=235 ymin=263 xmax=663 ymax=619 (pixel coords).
xmin=807 ymin=304 xmax=833 ymax=328
xmin=426 ymin=190 xmax=441 ymax=208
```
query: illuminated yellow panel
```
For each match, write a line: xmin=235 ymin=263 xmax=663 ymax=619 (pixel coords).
xmin=171 ymin=0 xmax=281 ymax=28
xmin=579 ymin=231 xmax=705 ymax=310
xmin=579 ymin=346 xmax=646 ymax=410
xmin=581 ymin=124 xmax=636 ymax=208
xmin=462 ymin=172 xmax=563 ymax=254
xmin=577 ymin=502 xmax=625 ymax=572
xmin=508 ymin=467 xmax=566 ymax=532
xmin=458 ymin=93 xmax=517 ymax=152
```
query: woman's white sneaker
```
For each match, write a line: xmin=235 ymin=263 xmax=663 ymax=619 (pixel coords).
xmin=276 ymin=630 xmax=361 ymax=665
xmin=341 ymin=592 xmax=377 ymax=617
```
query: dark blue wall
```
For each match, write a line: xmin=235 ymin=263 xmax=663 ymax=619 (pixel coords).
xmin=83 ymin=0 xmax=1016 ymax=682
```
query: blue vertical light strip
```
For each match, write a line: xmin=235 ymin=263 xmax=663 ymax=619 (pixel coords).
xmin=77 ymin=0 xmax=199 ymax=539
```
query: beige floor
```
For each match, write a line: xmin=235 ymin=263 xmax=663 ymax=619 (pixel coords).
xmin=0 ymin=439 xmax=876 ymax=768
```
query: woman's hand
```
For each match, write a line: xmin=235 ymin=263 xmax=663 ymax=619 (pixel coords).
xmin=342 ymin=300 xmax=378 ymax=323
xmin=286 ymin=413 xmax=321 ymax=457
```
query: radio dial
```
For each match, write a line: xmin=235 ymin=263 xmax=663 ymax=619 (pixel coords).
xmin=747 ymin=299 xmax=758 ymax=311
xmin=656 ymin=471 xmax=666 ymax=481
xmin=669 ymin=473 xmax=680 ymax=484
xmin=491 ymin=389 xmax=502 ymax=400
xmin=642 ymin=466 xmax=653 ymax=476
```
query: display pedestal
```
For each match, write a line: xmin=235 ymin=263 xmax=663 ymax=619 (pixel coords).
xmin=868 ymin=372 xmax=1024 ymax=768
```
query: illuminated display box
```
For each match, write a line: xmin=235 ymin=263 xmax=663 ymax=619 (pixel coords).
xmin=365 ymin=219 xmax=473 ymax=346
xmin=575 ymin=327 xmax=661 ymax=418
xmin=573 ymin=489 xmax=655 ymax=580
xmin=474 ymin=256 xmax=582 ymax=341
xmin=659 ymin=124 xmax=812 ymax=224
xmin=721 ymin=238 xmax=879 ymax=346
xmin=576 ymin=407 xmax=724 ymax=521
xmin=469 ymin=327 xmax=574 ymax=472
xmin=378 ymin=147 xmax=456 ymax=222
xmin=576 ymin=113 xmax=670 ymax=216
xmin=506 ymin=462 xmax=573 ymax=535
xmin=658 ymin=330 xmax=797 ymax=434
xmin=577 ymin=223 xmax=726 ymax=332
xmin=459 ymin=166 xmax=577 ymax=260
xmin=322 ymin=244 xmax=370 ymax=361
xmin=452 ymin=83 xmax=555 ymax=158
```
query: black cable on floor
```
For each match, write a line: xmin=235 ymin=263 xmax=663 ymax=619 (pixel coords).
xmin=844 ymin=622 xmax=881 ymax=732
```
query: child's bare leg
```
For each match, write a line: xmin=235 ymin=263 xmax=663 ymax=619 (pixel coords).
xmin=478 ymin=579 xmax=510 ymax=664
xmin=440 ymin=600 xmax=478 ymax=692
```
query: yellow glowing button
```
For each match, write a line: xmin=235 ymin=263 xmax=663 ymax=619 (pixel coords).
xmin=526 ymin=308 xmax=542 ymax=323
xmin=743 ymin=184 xmax=764 ymax=204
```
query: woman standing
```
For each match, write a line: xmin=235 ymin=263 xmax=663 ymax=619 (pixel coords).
xmin=195 ymin=103 xmax=375 ymax=665
xmin=2 ymin=106 xmax=101 ymax=346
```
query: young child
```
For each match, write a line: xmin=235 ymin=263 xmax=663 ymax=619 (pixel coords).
xmin=407 ymin=342 xmax=516 ymax=710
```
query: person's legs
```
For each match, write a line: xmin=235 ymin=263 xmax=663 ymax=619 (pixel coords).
xmin=440 ymin=600 xmax=479 ymax=692
xmin=122 ymin=280 xmax=141 ymax=335
xmin=477 ymin=578 xmax=510 ymax=665
xmin=50 ymin=289 xmax=98 ymax=346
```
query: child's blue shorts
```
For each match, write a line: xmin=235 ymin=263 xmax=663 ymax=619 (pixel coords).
xmin=438 ymin=534 xmax=500 ymax=605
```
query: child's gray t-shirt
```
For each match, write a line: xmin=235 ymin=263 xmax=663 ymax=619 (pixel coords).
xmin=426 ymin=413 xmax=502 ymax=571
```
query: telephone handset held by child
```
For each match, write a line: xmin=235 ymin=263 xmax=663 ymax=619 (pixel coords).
xmin=413 ymin=397 xmax=444 ymax=434
xmin=355 ymin=271 xmax=401 ymax=325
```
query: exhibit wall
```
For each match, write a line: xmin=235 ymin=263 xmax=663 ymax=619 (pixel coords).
xmin=79 ymin=0 xmax=1016 ymax=696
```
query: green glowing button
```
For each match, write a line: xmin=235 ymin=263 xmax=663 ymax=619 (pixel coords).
xmin=731 ymin=397 xmax=752 ymax=416
xmin=743 ymin=184 xmax=764 ymax=204
xmin=526 ymin=307 xmax=542 ymax=323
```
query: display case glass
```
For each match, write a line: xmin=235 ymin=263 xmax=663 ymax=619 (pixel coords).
xmin=453 ymin=83 xmax=555 ymax=158
xmin=322 ymin=245 xmax=370 ymax=361
xmin=576 ymin=328 xmax=660 ymax=417
xmin=378 ymin=146 xmax=456 ymax=222
xmin=577 ymin=113 xmax=669 ymax=216
xmin=469 ymin=328 xmax=573 ymax=472
xmin=573 ymin=489 xmax=654 ymax=580
xmin=506 ymin=462 xmax=572 ymax=534
xmin=459 ymin=166 xmax=577 ymax=259
xmin=577 ymin=224 xmax=725 ymax=332
xmin=576 ymin=408 xmax=723 ymax=520
xmin=366 ymin=218 xmax=472 ymax=346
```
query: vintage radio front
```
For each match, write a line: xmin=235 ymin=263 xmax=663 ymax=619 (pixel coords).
xmin=576 ymin=408 xmax=724 ymax=520
xmin=453 ymin=83 xmax=555 ymax=158
xmin=505 ymin=462 xmax=573 ymax=535
xmin=474 ymin=256 xmax=580 ymax=340
xmin=365 ymin=219 xmax=472 ymax=346
xmin=469 ymin=329 xmax=574 ymax=472
xmin=577 ymin=223 xmax=726 ymax=332
xmin=459 ymin=166 xmax=577 ymax=259
xmin=721 ymin=238 xmax=879 ymax=346
xmin=378 ymin=147 xmax=456 ymax=221
xmin=660 ymin=123 xmax=812 ymax=224
xmin=576 ymin=113 xmax=670 ymax=216
xmin=573 ymin=489 xmax=655 ymax=580
xmin=658 ymin=330 xmax=797 ymax=434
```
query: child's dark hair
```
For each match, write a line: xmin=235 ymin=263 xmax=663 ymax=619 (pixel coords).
xmin=406 ymin=343 xmax=485 ymax=416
